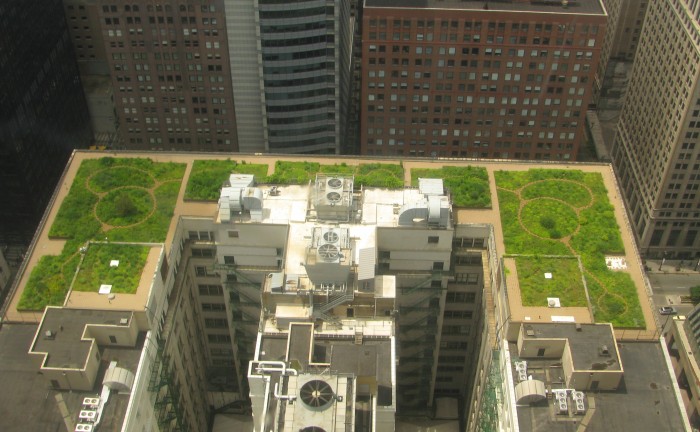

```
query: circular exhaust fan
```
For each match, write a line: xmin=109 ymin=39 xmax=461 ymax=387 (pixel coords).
xmin=317 ymin=244 xmax=340 ymax=262
xmin=326 ymin=191 xmax=341 ymax=203
xmin=323 ymin=230 xmax=339 ymax=243
xmin=300 ymin=380 xmax=334 ymax=409
xmin=327 ymin=178 xmax=342 ymax=189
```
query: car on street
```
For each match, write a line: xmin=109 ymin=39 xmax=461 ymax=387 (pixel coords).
xmin=659 ymin=306 xmax=678 ymax=315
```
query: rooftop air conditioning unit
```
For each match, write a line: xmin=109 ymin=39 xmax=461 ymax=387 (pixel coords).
xmin=327 ymin=178 xmax=343 ymax=189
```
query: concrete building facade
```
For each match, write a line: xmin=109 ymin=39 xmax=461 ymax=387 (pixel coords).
xmin=360 ymin=0 xmax=607 ymax=160
xmin=667 ymin=309 xmax=700 ymax=429
xmin=611 ymin=0 xmax=700 ymax=259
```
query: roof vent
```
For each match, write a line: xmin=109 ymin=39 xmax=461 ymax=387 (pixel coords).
xmin=327 ymin=178 xmax=343 ymax=189
xmin=322 ymin=230 xmax=339 ymax=243
xmin=318 ymin=244 xmax=340 ymax=262
xmin=300 ymin=380 xmax=335 ymax=410
xmin=599 ymin=345 xmax=610 ymax=356
xmin=326 ymin=191 xmax=341 ymax=203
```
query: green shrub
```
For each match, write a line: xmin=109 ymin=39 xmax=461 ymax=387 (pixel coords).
xmin=411 ymin=166 xmax=490 ymax=208
xmin=265 ymin=161 xmax=320 ymax=184
xmin=540 ymin=216 xmax=555 ymax=230
xmin=185 ymin=159 xmax=269 ymax=201
xmin=691 ymin=286 xmax=700 ymax=305
xmin=265 ymin=161 xmax=404 ymax=188
xmin=96 ymin=188 xmax=153 ymax=226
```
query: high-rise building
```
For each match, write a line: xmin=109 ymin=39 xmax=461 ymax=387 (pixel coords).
xmin=61 ymin=1 xmax=353 ymax=154
xmin=593 ymin=0 xmax=649 ymax=103
xmin=4 ymin=152 xmax=689 ymax=431
xmin=665 ymin=305 xmax=700 ymax=428
xmin=611 ymin=0 xmax=700 ymax=259
xmin=97 ymin=1 xmax=241 ymax=152
xmin=360 ymin=0 xmax=607 ymax=160
xmin=227 ymin=0 xmax=353 ymax=154
xmin=0 ymin=0 xmax=93 ymax=246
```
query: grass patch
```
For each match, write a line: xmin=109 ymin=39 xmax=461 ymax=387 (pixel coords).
xmin=95 ymin=188 xmax=153 ymax=226
xmin=521 ymin=179 xmax=592 ymax=207
xmin=185 ymin=159 xmax=268 ymax=201
xmin=266 ymin=161 xmax=321 ymax=184
xmin=266 ymin=161 xmax=404 ymax=188
xmin=521 ymin=199 xmax=579 ymax=239
xmin=88 ymin=166 xmax=155 ymax=192
xmin=495 ymin=169 xmax=643 ymax=328
xmin=20 ymin=157 xmax=185 ymax=311
xmin=515 ymin=256 xmax=587 ymax=307
xmin=73 ymin=243 xmax=149 ymax=294
xmin=410 ymin=166 xmax=490 ymax=208
xmin=18 ymin=241 xmax=82 ymax=310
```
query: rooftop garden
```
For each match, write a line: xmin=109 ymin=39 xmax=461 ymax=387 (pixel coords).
xmin=265 ymin=161 xmax=404 ymax=188
xmin=410 ymin=166 xmax=491 ymax=208
xmin=72 ymin=243 xmax=150 ymax=294
xmin=19 ymin=157 xmax=185 ymax=310
xmin=185 ymin=159 xmax=268 ymax=201
xmin=514 ymin=256 xmax=588 ymax=307
xmin=495 ymin=169 xmax=644 ymax=328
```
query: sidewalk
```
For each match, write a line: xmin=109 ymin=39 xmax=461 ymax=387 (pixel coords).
xmin=644 ymin=259 xmax=700 ymax=275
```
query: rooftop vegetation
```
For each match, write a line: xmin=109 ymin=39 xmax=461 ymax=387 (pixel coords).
xmin=19 ymin=157 xmax=185 ymax=310
xmin=514 ymin=256 xmax=588 ymax=307
xmin=495 ymin=169 xmax=644 ymax=328
xmin=185 ymin=159 xmax=268 ymax=201
xmin=266 ymin=161 xmax=404 ymax=188
xmin=72 ymin=243 xmax=150 ymax=294
xmin=410 ymin=166 xmax=491 ymax=208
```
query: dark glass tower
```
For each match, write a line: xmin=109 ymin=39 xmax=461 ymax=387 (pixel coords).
xmin=0 ymin=0 xmax=93 ymax=245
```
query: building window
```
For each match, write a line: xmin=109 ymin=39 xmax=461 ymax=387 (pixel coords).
xmin=199 ymin=284 xmax=223 ymax=296
xmin=433 ymin=262 xmax=444 ymax=270
xmin=446 ymin=292 xmax=476 ymax=303
xmin=208 ymin=334 xmax=231 ymax=343
xmin=438 ymin=355 xmax=466 ymax=363
xmin=228 ymin=230 xmax=239 ymax=238
xmin=195 ymin=266 xmax=208 ymax=277
xmin=428 ymin=236 xmax=439 ymax=244
xmin=444 ymin=310 xmax=473 ymax=319
xmin=440 ymin=341 xmax=468 ymax=350
xmin=189 ymin=230 xmax=213 ymax=241
xmin=442 ymin=325 xmax=470 ymax=335
xmin=205 ymin=318 xmax=228 ymax=328
xmin=191 ymin=248 xmax=214 ymax=258
xmin=202 ymin=303 xmax=226 ymax=312
xmin=224 ymin=256 xmax=235 ymax=265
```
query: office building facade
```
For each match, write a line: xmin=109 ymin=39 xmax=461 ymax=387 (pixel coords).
xmin=360 ymin=0 xmax=606 ymax=160
xmin=611 ymin=0 xmax=700 ymax=258
xmin=227 ymin=0 xmax=353 ymax=154
xmin=61 ymin=0 xmax=353 ymax=154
